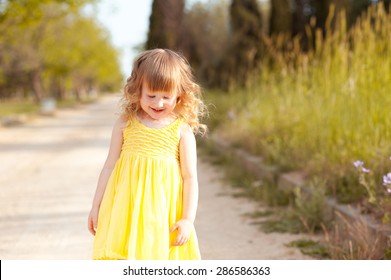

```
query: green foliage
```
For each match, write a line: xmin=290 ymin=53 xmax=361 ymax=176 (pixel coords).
xmin=352 ymin=159 xmax=391 ymax=223
xmin=0 ymin=0 xmax=122 ymax=102
xmin=216 ymin=0 xmax=264 ymax=89
xmin=245 ymin=209 xmax=274 ymax=218
xmin=260 ymin=214 xmax=305 ymax=234
xmin=180 ymin=0 xmax=230 ymax=85
xmin=257 ymin=178 xmax=331 ymax=235
xmin=293 ymin=178 xmax=331 ymax=233
xmin=182 ymin=0 xmax=264 ymax=88
xmin=208 ymin=4 xmax=391 ymax=208
xmin=287 ymin=239 xmax=330 ymax=259
xmin=0 ymin=99 xmax=39 ymax=117
xmin=198 ymin=136 xmax=290 ymax=208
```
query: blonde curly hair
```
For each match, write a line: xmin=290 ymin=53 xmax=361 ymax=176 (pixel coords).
xmin=120 ymin=48 xmax=207 ymax=135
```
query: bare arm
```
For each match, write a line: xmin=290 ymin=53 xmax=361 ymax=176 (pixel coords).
xmin=170 ymin=123 xmax=199 ymax=245
xmin=88 ymin=117 xmax=126 ymax=235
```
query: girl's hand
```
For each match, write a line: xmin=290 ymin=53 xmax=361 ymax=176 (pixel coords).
xmin=169 ymin=219 xmax=194 ymax=246
xmin=88 ymin=207 xmax=99 ymax=236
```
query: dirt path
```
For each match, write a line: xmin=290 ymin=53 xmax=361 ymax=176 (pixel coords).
xmin=0 ymin=95 xmax=314 ymax=259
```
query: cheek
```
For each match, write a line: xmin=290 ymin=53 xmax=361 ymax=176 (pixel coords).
xmin=140 ymin=95 xmax=149 ymax=104
xmin=140 ymin=96 xmax=149 ymax=108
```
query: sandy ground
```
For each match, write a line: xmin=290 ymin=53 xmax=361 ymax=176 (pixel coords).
xmin=0 ymin=95 xmax=314 ymax=260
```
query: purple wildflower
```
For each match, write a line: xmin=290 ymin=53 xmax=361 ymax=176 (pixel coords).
xmin=383 ymin=173 xmax=391 ymax=186
xmin=353 ymin=160 xmax=364 ymax=168
xmin=361 ymin=167 xmax=370 ymax=173
xmin=387 ymin=188 xmax=391 ymax=193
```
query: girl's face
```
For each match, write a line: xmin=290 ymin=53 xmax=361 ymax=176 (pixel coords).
xmin=140 ymin=82 xmax=178 ymax=121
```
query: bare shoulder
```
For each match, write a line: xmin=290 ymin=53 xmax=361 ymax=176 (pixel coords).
xmin=179 ymin=122 xmax=195 ymax=139
xmin=179 ymin=122 xmax=197 ymax=166
xmin=114 ymin=116 xmax=128 ymax=131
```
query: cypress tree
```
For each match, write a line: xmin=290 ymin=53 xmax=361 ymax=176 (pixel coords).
xmin=146 ymin=0 xmax=184 ymax=50
xmin=219 ymin=0 xmax=263 ymax=88
xmin=269 ymin=0 xmax=292 ymax=35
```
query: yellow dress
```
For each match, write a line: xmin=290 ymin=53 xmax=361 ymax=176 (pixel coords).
xmin=92 ymin=116 xmax=201 ymax=260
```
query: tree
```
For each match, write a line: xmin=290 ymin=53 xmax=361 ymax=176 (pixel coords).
xmin=216 ymin=0 xmax=264 ymax=89
xmin=42 ymin=16 xmax=123 ymax=100
xmin=269 ymin=0 xmax=292 ymax=35
xmin=348 ymin=0 xmax=390 ymax=26
xmin=146 ymin=0 xmax=184 ymax=50
xmin=0 ymin=0 xmax=122 ymax=101
xmin=180 ymin=0 xmax=230 ymax=85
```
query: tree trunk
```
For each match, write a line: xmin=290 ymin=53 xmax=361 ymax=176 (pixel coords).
xmin=31 ymin=70 xmax=44 ymax=103
xmin=313 ymin=0 xmax=331 ymax=31
xmin=146 ymin=0 xmax=185 ymax=50
xmin=269 ymin=0 xmax=292 ymax=35
xmin=227 ymin=0 xmax=264 ymax=87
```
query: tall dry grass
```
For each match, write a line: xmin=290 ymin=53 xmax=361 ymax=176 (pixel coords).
xmin=323 ymin=212 xmax=390 ymax=259
xmin=210 ymin=4 xmax=391 ymax=205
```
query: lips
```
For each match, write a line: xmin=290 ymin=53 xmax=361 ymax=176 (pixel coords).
xmin=151 ymin=107 xmax=165 ymax=113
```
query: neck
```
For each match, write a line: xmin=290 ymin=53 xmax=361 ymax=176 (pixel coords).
xmin=138 ymin=111 xmax=177 ymax=123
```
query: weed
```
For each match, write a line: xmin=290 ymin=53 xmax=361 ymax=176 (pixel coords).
xmin=287 ymin=239 xmax=330 ymax=259
xmin=293 ymin=178 xmax=332 ymax=233
xmin=244 ymin=210 xmax=274 ymax=219
xmin=323 ymin=212 xmax=389 ymax=259
xmin=352 ymin=159 xmax=391 ymax=224
xmin=260 ymin=212 xmax=304 ymax=234
xmin=204 ymin=4 xmax=391 ymax=214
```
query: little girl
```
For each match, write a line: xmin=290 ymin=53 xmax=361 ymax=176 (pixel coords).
xmin=87 ymin=48 xmax=207 ymax=260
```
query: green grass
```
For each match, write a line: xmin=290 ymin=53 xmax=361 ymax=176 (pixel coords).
xmin=244 ymin=210 xmax=274 ymax=219
xmin=287 ymin=239 xmax=330 ymax=259
xmin=57 ymin=96 xmax=98 ymax=108
xmin=260 ymin=214 xmax=305 ymax=234
xmin=199 ymin=138 xmax=291 ymax=207
xmin=199 ymin=132 xmax=334 ymax=234
xmin=204 ymin=4 xmax=391 ymax=211
xmin=198 ymin=6 xmax=391 ymax=258
xmin=0 ymin=100 xmax=40 ymax=117
xmin=0 ymin=95 xmax=98 ymax=118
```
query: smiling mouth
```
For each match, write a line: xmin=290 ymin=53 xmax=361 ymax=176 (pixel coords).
xmin=151 ymin=108 xmax=164 ymax=113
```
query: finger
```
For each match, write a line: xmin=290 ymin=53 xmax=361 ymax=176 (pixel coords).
xmin=177 ymin=239 xmax=184 ymax=246
xmin=173 ymin=240 xmax=182 ymax=246
xmin=177 ymin=238 xmax=188 ymax=246
xmin=174 ymin=235 xmax=188 ymax=246
xmin=169 ymin=223 xmax=178 ymax=233
xmin=172 ymin=234 xmax=182 ymax=246
xmin=88 ymin=217 xmax=97 ymax=236
xmin=182 ymin=238 xmax=189 ymax=245
xmin=88 ymin=222 xmax=95 ymax=235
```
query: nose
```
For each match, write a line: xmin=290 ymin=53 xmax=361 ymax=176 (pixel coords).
xmin=156 ymin=98 xmax=164 ymax=108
